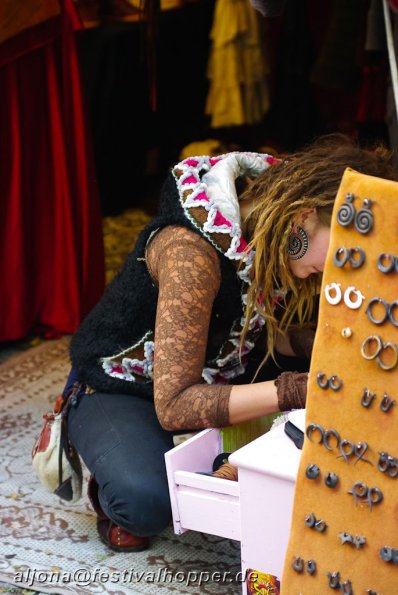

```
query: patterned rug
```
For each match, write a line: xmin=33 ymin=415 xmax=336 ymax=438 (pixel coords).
xmin=0 ymin=338 xmax=242 ymax=595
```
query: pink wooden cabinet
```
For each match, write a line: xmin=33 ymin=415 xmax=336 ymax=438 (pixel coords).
xmin=165 ymin=410 xmax=305 ymax=586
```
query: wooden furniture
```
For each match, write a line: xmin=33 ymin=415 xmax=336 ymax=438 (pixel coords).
xmin=165 ymin=409 xmax=305 ymax=589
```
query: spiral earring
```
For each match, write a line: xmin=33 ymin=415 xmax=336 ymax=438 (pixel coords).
xmin=288 ymin=226 xmax=309 ymax=260
xmin=337 ymin=193 xmax=356 ymax=227
xmin=355 ymin=199 xmax=374 ymax=234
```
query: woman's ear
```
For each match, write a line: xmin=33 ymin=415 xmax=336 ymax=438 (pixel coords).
xmin=293 ymin=208 xmax=317 ymax=230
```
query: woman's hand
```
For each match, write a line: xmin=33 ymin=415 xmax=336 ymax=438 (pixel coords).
xmin=229 ymin=371 xmax=308 ymax=424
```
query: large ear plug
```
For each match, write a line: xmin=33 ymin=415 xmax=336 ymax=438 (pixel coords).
xmin=288 ymin=226 xmax=309 ymax=260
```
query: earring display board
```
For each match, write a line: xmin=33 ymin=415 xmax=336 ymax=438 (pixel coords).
xmin=281 ymin=168 xmax=398 ymax=594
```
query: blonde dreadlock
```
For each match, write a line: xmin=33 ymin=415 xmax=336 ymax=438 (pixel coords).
xmin=240 ymin=134 xmax=397 ymax=370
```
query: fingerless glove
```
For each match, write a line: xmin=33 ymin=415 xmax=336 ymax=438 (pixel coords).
xmin=274 ymin=371 xmax=308 ymax=411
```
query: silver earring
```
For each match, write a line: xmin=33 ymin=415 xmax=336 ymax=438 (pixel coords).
xmin=337 ymin=193 xmax=356 ymax=227
xmin=355 ymin=199 xmax=374 ymax=234
xmin=288 ymin=226 xmax=308 ymax=260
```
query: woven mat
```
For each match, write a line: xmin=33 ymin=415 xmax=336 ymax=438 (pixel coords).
xmin=0 ymin=338 xmax=241 ymax=595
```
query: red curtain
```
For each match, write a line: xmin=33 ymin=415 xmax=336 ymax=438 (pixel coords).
xmin=0 ymin=0 xmax=105 ymax=341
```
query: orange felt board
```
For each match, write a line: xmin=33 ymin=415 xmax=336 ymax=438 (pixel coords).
xmin=281 ymin=168 xmax=398 ymax=595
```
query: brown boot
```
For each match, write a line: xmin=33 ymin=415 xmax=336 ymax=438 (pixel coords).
xmin=87 ymin=476 xmax=150 ymax=552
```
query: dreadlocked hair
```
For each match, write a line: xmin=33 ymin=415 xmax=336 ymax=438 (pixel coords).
xmin=240 ymin=134 xmax=397 ymax=372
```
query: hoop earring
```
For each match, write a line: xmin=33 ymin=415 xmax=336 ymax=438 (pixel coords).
xmin=288 ymin=226 xmax=308 ymax=260
xmin=325 ymin=282 xmax=342 ymax=305
xmin=344 ymin=286 xmax=365 ymax=310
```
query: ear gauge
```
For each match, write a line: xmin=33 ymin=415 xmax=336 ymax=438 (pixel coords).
xmin=314 ymin=519 xmax=327 ymax=532
xmin=324 ymin=472 xmax=339 ymax=488
xmin=361 ymin=388 xmax=376 ymax=408
xmin=377 ymin=253 xmax=396 ymax=273
xmin=291 ymin=556 xmax=304 ymax=573
xmin=380 ymin=393 xmax=396 ymax=412
xmin=349 ymin=247 xmax=366 ymax=268
xmin=317 ymin=372 xmax=329 ymax=388
xmin=327 ymin=571 xmax=341 ymax=589
xmin=361 ymin=335 xmax=383 ymax=360
xmin=366 ymin=298 xmax=389 ymax=325
xmin=304 ymin=513 xmax=316 ymax=528
xmin=316 ymin=372 xmax=343 ymax=391
xmin=333 ymin=247 xmax=349 ymax=267
xmin=333 ymin=247 xmax=365 ymax=268
xmin=304 ymin=513 xmax=327 ymax=532
xmin=379 ymin=546 xmax=398 ymax=564
xmin=288 ymin=226 xmax=309 ymax=260
xmin=340 ymin=579 xmax=353 ymax=594
xmin=379 ymin=546 xmax=393 ymax=562
xmin=323 ymin=429 xmax=341 ymax=451
xmin=377 ymin=451 xmax=398 ymax=477
xmin=305 ymin=463 xmax=320 ymax=479
xmin=329 ymin=375 xmax=343 ymax=391
xmin=306 ymin=423 xmax=325 ymax=443
xmin=306 ymin=559 xmax=317 ymax=575
xmin=291 ymin=557 xmax=317 ymax=575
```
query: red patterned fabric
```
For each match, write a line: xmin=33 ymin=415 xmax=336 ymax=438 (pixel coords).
xmin=0 ymin=0 xmax=104 ymax=341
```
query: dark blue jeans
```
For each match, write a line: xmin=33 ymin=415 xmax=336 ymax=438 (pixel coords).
xmin=68 ymin=390 xmax=175 ymax=537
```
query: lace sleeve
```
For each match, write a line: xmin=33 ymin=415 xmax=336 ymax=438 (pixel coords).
xmin=146 ymin=226 xmax=232 ymax=431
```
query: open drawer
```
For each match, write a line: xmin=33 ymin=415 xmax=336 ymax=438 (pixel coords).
xmin=165 ymin=428 xmax=241 ymax=541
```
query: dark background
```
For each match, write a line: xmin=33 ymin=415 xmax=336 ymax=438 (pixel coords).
xmin=76 ymin=0 xmax=391 ymax=216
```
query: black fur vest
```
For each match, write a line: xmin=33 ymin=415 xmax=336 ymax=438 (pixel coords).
xmin=70 ymin=152 xmax=276 ymax=398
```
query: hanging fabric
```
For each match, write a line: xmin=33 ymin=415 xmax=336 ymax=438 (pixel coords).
xmin=0 ymin=0 xmax=105 ymax=341
xmin=205 ymin=0 xmax=270 ymax=128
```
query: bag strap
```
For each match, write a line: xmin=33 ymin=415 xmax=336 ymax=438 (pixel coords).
xmin=57 ymin=381 xmax=84 ymax=487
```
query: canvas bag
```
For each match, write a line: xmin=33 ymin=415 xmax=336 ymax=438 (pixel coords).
xmin=32 ymin=381 xmax=83 ymax=503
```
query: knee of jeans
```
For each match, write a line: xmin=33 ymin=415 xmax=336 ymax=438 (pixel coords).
xmin=101 ymin=479 xmax=171 ymax=537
